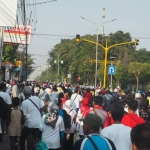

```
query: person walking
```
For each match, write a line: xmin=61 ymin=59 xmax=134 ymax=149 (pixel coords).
xmin=63 ymin=100 xmax=77 ymax=150
xmin=38 ymin=102 xmax=65 ymax=150
xmin=71 ymin=88 xmax=82 ymax=113
xmin=85 ymin=96 xmax=111 ymax=128
xmin=76 ymin=97 xmax=92 ymax=138
xmin=122 ymin=100 xmax=145 ymax=128
xmin=6 ymin=97 xmax=25 ymax=150
xmin=73 ymin=114 xmax=116 ymax=150
xmin=19 ymin=86 xmax=44 ymax=150
xmin=101 ymin=102 xmax=132 ymax=150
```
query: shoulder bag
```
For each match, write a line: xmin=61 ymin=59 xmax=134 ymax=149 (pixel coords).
xmin=73 ymin=94 xmax=78 ymax=101
xmin=87 ymin=135 xmax=99 ymax=150
xmin=36 ymin=118 xmax=49 ymax=150
xmin=28 ymin=99 xmax=42 ymax=116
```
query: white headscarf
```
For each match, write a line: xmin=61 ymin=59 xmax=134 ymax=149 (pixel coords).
xmin=45 ymin=102 xmax=59 ymax=128
xmin=64 ymin=100 xmax=73 ymax=113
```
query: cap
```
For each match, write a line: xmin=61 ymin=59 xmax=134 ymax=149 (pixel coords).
xmin=23 ymin=86 xmax=32 ymax=95
xmin=79 ymin=114 xmax=102 ymax=131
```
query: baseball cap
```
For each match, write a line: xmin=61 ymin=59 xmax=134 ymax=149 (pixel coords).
xmin=79 ymin=114 xmax=102 ymax=131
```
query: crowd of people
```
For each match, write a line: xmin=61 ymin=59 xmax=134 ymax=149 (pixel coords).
xmin=0 ymin=80 xmax=150 ymax=150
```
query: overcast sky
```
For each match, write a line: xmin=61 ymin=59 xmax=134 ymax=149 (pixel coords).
xmin=28 ymin=0 xmax=150 ymax=80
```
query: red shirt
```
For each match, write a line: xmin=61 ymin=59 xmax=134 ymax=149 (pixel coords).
xmin=84 ymin=92 xmax=92 ymax=101
xmin=85 ymin=106 xmax=111 ymax=128
xmin=62 ymin=98 xmax=67 ymax=105
xmin=122 ymin=113 xmax=145 ymax=128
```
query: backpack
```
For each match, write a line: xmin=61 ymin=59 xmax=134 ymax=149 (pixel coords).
xmin=0 ymin=97 xmax=11 ymax=120
xmin=67 ymin=109 xmax=77 ymax=129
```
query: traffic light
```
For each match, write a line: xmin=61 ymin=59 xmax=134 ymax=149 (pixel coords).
xmin=135 ymin=39 xmax=139 ymax=47
xmin=76 ymin=34 xmax=80 ymax=42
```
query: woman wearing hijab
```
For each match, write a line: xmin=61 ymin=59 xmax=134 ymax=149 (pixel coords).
xmin=76 ymin=97 xmax=92 ymax=138
xmin=63 ymin=100 xmax=77 ymax=150
xmin=39 ymin=102 xmax=65 ymax=150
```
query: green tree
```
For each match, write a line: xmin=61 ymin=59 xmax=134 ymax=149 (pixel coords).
xmin=2 ymin=45 xmax=18 ymax=62
xmin=114 ymin=64 xmax=126 ymax=86
xmin=128 ymin=62 xmax=150 ymax=91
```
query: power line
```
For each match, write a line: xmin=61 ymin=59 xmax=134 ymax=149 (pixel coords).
xmin=33 ymin=33 xmax=74 ymax=37
xmin=33 ymin=35 xmax=60 ymax=40
xmin=18 ymin=0 xmax=57 ymax=6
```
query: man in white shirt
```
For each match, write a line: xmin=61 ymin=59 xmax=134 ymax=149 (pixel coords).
xmin=0 ymin=82 xmax=12 ymax=105
xmin=101 ymin=102 xmax=132 ymax=150
xmin=71 ymin=88 xmax=82 ymax=113
xmin=20 ymin=86 xmax=45 ymax=150
xmin=38 ymin=86 xmax=48 ymax=101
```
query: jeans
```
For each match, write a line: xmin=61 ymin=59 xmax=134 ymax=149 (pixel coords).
xmin=9 ymin=136 xmax=19 ymax=150
xmin=19 ymin=126 xmax=40 ymax=150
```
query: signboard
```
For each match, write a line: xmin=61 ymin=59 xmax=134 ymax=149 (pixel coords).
xmin=0 ymin=0 xmax=17 ymax=27
xmin=4 ymin=25 xmax=32 ymax=45
xmin=108 ymin=65 xmax=116 ymax=75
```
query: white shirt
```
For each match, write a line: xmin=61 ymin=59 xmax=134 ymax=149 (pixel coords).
xmin=65 ymin=109 xmax=77 ymax=133
xmin=124 ymin=105 xmax=139 ymax=116
xmin=39 ymin=90 xmax=48 ymax=101
xmin=71 ymin=93 xmax=82 ymax=108
xmin=76 ymin=108 xmax=93 ymax=135
xmin=34 ymin=87 xmax=39 ymax=93
xmin=62 ymin=100 xmax=76 ymax=111
xmin=101 ymin=124 xmax=132 ymax=150
xmin=0 ymin=91 xmax=12 ymax=104
xmin=49 ymin=91 xmax=58 ymax=102
xmin=21 ymin=96 xmax=44 ymax=128
xmin=6 ymin=84 xmax=12 ymax=94
xmin=40 ymin=115 xmax=64 ymax=149
xmin=45 ymin=88 xmax=51 ymax=94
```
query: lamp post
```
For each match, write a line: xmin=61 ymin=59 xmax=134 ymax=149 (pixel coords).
xmin=53 ymin=50 xmax=68 ymax=81
xmin=45 ymin=64 xmax=51 ymax=80
xmin=80 ymin=16 xmax=116 ymax=88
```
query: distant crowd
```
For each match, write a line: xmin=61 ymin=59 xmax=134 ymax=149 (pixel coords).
xmin=0 ymin=80 xmax=150 ymax=150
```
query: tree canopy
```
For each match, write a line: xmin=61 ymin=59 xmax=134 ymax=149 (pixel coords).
xmin=35 ymin=30 xmax=150 ymax=90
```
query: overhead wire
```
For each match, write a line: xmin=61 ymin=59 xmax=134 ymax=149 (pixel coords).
xmin=18 ymin=0 xmax=57 ymax=6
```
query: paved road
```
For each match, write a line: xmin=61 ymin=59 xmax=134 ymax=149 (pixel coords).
xmin=0 ymin=134 xmax=10 ymax=150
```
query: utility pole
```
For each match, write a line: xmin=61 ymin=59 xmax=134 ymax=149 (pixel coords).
xmin=25 ymin=11 xmax=32 ymax=82
xmin=102 ymin=8 xmax=105 ymax=36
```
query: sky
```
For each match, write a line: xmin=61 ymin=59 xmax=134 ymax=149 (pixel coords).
xmin=27 ymin=0 xmax=150 ymax=80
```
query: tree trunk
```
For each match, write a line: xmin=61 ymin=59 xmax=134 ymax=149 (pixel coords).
xmin=86 ymin=78 xmax=89 ymax=85
xmin=136 ymin=76 xmax=139 ymax=92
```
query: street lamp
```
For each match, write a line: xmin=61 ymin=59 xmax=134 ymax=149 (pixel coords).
xmin=80 ymin=16 xmax=116 ymax=87
xmin=45 ymin=64 xmax=51 ymax=80
xmin=53 ymin=50 xmax=68 ymax=81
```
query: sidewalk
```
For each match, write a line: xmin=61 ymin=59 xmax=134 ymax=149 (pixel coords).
xmin=0 ymin=134 xmax=10 ymax=150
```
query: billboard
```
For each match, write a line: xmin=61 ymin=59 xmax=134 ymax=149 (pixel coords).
xmin=4 ymin=25 xmax=32 ymax=45
xmin=0 ymin=0 xmax=17 ymax=27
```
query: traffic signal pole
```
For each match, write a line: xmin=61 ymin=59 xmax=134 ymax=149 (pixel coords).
xmin=76 ymin=35 xmax=139 ymax=88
